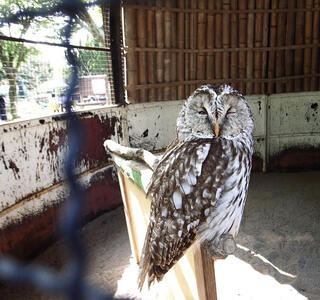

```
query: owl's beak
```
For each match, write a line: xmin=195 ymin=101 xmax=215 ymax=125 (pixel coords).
xmin=214 ymin=123 xmax=220 ymax=137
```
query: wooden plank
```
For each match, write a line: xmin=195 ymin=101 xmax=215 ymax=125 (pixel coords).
xmin=238 ymin=0 xmax=247 ymax=94
xmin=193 ymin=243 xmax=217 ymax=300
xmin=164 ymin=0 xmax=172 ymax=100
xmin=155 ymin=0 xmax=164 ymax=100
xmin=125 ymin=5 xmax=139 ymax=102
xmin=294 ymin=0 xmax=305 ymax=91
xmin=254 ymin=0 xmax=264 ymax=94
xmin=170 ymin=0 xmax=178 ymax=100
xmin=206 ymin=0 xmax=215 ymax=81
xmin=304 ymin=0 xmax=313 ymax=91
xmin=230 ymin=0 xmax=238 ymax=90
xmin=177 ymin=0 xmax=185 ymax=99
xmin=137 ymin=0 xmax=148 ymax=102
xmin=311 ymin=0 xmax=320 ymax=90
xmin=215 ymin=0 xmax=223 ymax=85
xmin=268 ymin=0 xmax=278 ymax=94
xmin=222 ymin=0 xmax=231 ymax=82
xmin=285 ymin=0 xmax=296 ymax=92
xmin=117 ymin=172 xmax=141 ymax=263
xmin=275 ymin=0 xmax=287 ymax=93
xmin=190 ymin=0 xmax=197 ymax=92
xmin=197 ymin=0 xmax=207 ymax=81
xmin=261 ymin=0 xmax=270 ymax=94
xmin=147 ymin=0 xmax=156 ymax=101
xmin=246 ymin=0 xmax=255 ymax=94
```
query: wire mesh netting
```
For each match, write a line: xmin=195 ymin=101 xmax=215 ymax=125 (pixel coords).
xmin=0 ymin=0 xmax=116 ymax=123
xmin=0 ymin=1 xmax=127 ymax=299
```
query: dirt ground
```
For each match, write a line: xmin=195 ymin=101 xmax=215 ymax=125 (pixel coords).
xmin=0 ymin=171 xmax=319 ymax=300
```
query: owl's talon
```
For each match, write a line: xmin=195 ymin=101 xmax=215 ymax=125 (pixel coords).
xmin=203 ymin=234 xmax=236 ymax=259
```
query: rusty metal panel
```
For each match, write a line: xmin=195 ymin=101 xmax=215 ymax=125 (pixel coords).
xmin=0 ymin=107 xmax=124 ymax=212
xmin=268 ymin=92 xmax=320 ymax=170
xmin=127 ymin=100 xmax=183 ymax=150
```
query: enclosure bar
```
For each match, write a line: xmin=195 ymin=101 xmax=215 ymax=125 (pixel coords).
xmin=122 ymin=4 xmax=320 ymax=14
xmin=110 ymin=0 xmax=125 ymax=105
xmin=0 ymin=35 xmax=111 ymax=52
xmin=124 ymin=43 xmax=320 ymax=53
xmin=125 ymin=73 xmax=320 ymax=90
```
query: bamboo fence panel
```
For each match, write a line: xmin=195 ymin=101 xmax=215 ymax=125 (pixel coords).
xmin=197 ymin=0 xmax=207 ymax=82
xmin=123 ymin=1 xmax=320 ymax=103
xmin=214 ymin=0 xmax=223 ymax=86
xmin=155 ymin=0 xmax=164 ymax=101
xmin=304 ymin=0 xmax=313 ymax=91
xmin=254 ymin=0 xmax=264 ymax=94
xmin=137 ymin=0 xmax=147 ymax=102
xmin=222 ymin=0 xmax=231 ymax=83
xmin=147 ymin=0 xmax=156 ymax=102
xmin=311 ymin=0 xmax=320 ymax=90
xmin=230 ymin=0 xmax=238 ymax=90
xmin=294 ymin=0 xmax=305 ymax=92
xmin=206 ymin=0 xmax=215 ymax=83
xmin=177 ymin=0 xmax=185 ymax=99
xmin=238 ymin=0 xmax=247 ymax=93
xmin=184 ymin=0 xmax=190 ymax=97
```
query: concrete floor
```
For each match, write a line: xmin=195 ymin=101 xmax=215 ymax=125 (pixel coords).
xmin=0 ymin=172 xmax=319 ymax=300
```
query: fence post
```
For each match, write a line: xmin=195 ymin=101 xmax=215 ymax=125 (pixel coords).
xmin=110 ymin=0 xmax=125 ymax=105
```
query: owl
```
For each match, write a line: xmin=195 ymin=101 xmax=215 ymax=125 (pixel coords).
xmin=138 ymin=84 xmax=254 ymax=289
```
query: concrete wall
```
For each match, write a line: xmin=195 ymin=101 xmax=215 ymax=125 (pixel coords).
xmin=0 ymin=107 xmax=125 ymax=258
xmin=1 ymin=91 xmax=319 ymax=258
xmin=126 ymin=92 xmax=320 ymax=172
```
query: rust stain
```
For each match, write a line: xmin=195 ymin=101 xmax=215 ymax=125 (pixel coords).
xmin=268 ymin=146 xmax=320 ymax=171
xmin=252 ymin=154 xmax=263 ymax=172
xmin=47 ymin=128 xmax=66 ymax=158
xmin=8 ymin=160 xmax=20 ymax=179
xmin=1 ymin=142 xmax=4 ymax=152
xmin=0 ymin=166 xmax=122 ymax=259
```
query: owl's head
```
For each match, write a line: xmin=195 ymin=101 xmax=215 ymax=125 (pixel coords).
xmin=177 ymin=85 xmax=254 ymax=141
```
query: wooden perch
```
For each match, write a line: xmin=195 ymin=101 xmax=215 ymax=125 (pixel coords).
xmin=104 ymin=139 xmax=160 ymax=171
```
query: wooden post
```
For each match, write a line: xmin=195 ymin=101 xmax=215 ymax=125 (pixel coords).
xmin=170 ymin=0 xmax=177 ymax=100
xmin=246 ymin=0 xmax=254 ymax=94
xmin=147 ymin=0 xmax=156 ymax=102
xmin=215 ymin=0 xmax=223 ymax=86
xmin=207 ymin=0 xmax=215 ymax=82
xmin=238 ymin=0 xmax=247 ymax=94
xmin=285 ymin=0 xmax=296 ymax=92
xmin=304 ymin=0 xmax=313 ymax=91
xmin=275 ymin=0 xmax=287 ymax=93
xmin=268 ymin=0 xmax=278 ymax=94
xmin=190 ymin=0 xmax=197 ymax=92
xmin=222 ymin=0 xmax=231 ymax=83
xmin=164 ymin=0 xmax=172 ymax=100
xmin=155 ymin=0 xmax=164 ymax=101
xmin=230 ymin=0 xmax=238 ymax=90
xmin=261 ymin=0 xmax=270 ymax=94
xmin=125 ymin=4 xmax=139 ymax=102
xmin=177 ymin=0 xmax=185 ymax=99
xmin=137 ymin=0 xmax=148 ymax=102
xmin=193 ymin=243 xmax=217 ymax=300
xmin=185 ymin=0 xmax=191 ymax=97
xmin=311 ymin=0 xmax=320 ymax=90
xmin=294 ymin=0 xmax=305 ymax=92
xmin=197 ymin=0 xmax=207 ymax=81
xmin=254 ymin=0 xmax=264 ymax=94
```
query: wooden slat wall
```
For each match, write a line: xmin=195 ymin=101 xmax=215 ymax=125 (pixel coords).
xmin=123 ymin=0 xmax=320 ymax=103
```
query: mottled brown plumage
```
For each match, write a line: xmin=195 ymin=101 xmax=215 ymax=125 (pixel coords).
xmin=138 ymin=85 xmax=254 ymax=289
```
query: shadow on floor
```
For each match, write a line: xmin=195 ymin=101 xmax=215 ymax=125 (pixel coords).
xmin=235 ymin=172 xmax=320 ymax=300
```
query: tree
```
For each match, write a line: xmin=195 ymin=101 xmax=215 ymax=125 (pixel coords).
xmin=0 ymin=0 xmax=106 ymax=118
xmin=0 ymin=0 xmax=48 ymax=118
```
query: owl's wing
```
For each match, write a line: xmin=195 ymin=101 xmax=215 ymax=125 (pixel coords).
xmin=138 ymin=138 xmax=218 ymax=289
